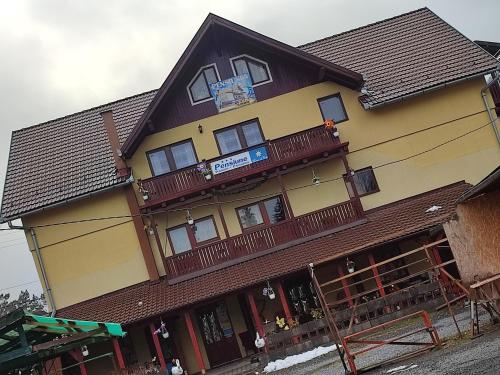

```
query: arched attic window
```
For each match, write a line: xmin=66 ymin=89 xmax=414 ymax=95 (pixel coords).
xmin=187 ymin=63 xmax=221 ymax=105
xmin=230 ymin=54 xmax=272 ymax=86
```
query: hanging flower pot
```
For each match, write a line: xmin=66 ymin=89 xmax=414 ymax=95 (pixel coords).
xmin=324 ymin=119 xmax=335 ymax=130
xmin=197 ymin=162 xmax=212 ymax=181
xmin=255 ymin=332 xmax=265 ymax=348
xmin=81 ymin=345 xmax=89 ymax=357
xmin=347 ymin=258 xmax=355 ymax=274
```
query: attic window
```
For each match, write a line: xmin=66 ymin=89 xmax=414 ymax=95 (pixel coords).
xmin=187 ymin=64 xmax=221 ymax=105
xmin=230 ymin=55 xmax=272 ymax=86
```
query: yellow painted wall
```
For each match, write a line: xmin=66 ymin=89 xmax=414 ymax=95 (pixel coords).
xmin=131 ymin=78 xmax=500 ymax=216
xmin=21 ymin=189 xmax=150 ymax=309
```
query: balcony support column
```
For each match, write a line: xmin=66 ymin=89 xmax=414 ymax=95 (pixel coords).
xmin=149 ymin=323 xmax=167 ymax=369
xmin=247 ymin=291 xmax=268 ymax=352
xmin=277 ymin=170 xmax=294 ymax=218
xmin=184 ymin=311 xmax=206 ymax=374
xmin=113 ymin=338 xmax=126 ymax=369
xmin=368 ymin=253 xmax=386 ymax=298
xmin=149 ymin=214 xmax=170 ymax=277
xmin=69 ymin=350 xmax=87 ymax=375
xmin=214 ymin=194 xmax=230 ymax=238
xmin=337 ymin=264 xmax=354 ymax=307
xmin=341 ymin=153 xmax=363 ymax=215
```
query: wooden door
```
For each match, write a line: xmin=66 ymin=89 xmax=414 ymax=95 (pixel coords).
xmin=196 ymin=301 xmax=241 ymax=367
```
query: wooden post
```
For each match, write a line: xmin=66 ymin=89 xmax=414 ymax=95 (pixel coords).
xmin=69 ymin=350 xmax=88 ymax=375
xmin=432 ymin=246 xmax=450 ymax=285
xmin=214 ymin=194 xmax=230 ymax=238
xmin=277 ymin=281 xmax=293 ymax=321
xmin=149 ymin=214 xmax=169 ymax=277
xmin=149 ymin=323 xmax=167 ymax=369
xmin=368 ymin=254 xmax=386 ymax=297
xmin=341 ymin=153 xmax=363 ymax=216
xmin=337 ymin=265 xmax=354 ymax=307
xmin=184 ymin=311 xmax=206 ymax=374
xmin=277 ymin=170 xmax=294 ymax=218
xmin=113 ymin=338 xmax=126 ymax=369
xmin=247 ymin=291 xmax=267 ymax=352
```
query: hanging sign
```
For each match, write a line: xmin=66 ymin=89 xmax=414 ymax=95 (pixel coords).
xmin=210 ymin=74 xmax=257 ymax=113
xmin=210 ymin=146 xmax=268 ymax=175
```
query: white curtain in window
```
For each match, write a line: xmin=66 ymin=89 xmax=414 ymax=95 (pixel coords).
xmin=242 ymin=122 xmax=264 ymax=147
xmin=238 ymin=204 xmax=264 ymax=229
xmin=216 ymin=128 xmax=242 ymax=154
xmin=248 ymin=60 xmax=269 ymax=83
xmin=171 ymin=142 xmax=197 ymax=169
xmin=194 ymin=218 xmax=217 ymax=243
xmin=169 ymin=227 xmax=192 ymax=253
xmin=319 ymin=96 xmax=347 ymax=122
xmin=149 ymin=150 xmax=170 ymax=175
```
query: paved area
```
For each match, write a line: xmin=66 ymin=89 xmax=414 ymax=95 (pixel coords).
xmin=267 ymin=307 xmax=499 ymax=375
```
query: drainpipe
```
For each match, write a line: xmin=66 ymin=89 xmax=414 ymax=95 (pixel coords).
xmin=30 ymin=227 xmax=56 ymax=316
xmin=481 ymin=70 xmax=500 ymax=146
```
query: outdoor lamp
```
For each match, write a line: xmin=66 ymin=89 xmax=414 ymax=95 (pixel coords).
xmin=81 ymin=345 xmax=89 ymax=357
xmin=312 ymin=170 xmax=320 ymax=186
xmin=186 ymin=210 xmax=194 ymax=225
xmin=198 ymin=124 xmax=203 ymax=133
xmin=263 ymin=280 xmax=276 ymax=300
xmin=346 ymin=258 xmax=355 ymax=274
xmin=160 ymin=321 xmax=169 ymax=339
xmin=148 ymin=225 xmax=155 ymax=236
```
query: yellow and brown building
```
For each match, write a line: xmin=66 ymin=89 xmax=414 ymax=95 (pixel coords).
xmin=1 ymin=8 xmax=500 ymax=374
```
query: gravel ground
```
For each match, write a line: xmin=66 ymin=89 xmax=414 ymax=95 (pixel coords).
xmin=267 ymin=306 xmax=498 ymax=375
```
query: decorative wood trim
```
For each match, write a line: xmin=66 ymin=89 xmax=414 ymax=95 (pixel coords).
xmin=124 ymin=186 xmax=159 ymax=280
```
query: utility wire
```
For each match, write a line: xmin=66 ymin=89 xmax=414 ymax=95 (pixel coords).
xmin=0 ymin=280 xmax=40 ymax=293
xmin=2 ymin=113 xmax=498 ymax=231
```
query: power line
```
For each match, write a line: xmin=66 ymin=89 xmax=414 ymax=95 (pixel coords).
xmin=3 ymin=113 xmax=498 ymax=230
xmin=0 ymin=280 xmax=40 ymax=293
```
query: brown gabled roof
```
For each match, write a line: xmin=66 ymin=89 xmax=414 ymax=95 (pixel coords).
xmin=0 ymin=90 xmax=157 ymax=222
xmin=57 ymin=181 xmax=469 ymax=325
xmin=300 ymin=8 xmax=498 ymax=108
xmin=457 ymin=165 xmax=500 ymax=203
xmin=120 ymin=13 xmax=364 ymax=157
xmin=2 ymin=8 xmax=496 ymax=221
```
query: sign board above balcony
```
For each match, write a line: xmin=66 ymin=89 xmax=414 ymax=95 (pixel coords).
xmin=210 ymin=74 xmax=257 ymax=113
xmin=210 ymin=146 xmax=268 ymax=175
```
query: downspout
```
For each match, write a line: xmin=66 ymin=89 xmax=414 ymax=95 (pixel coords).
xmin=7 ymin=222 xmax=56 ymax=315
xmin=481 ymin=70 xmax=500 ymax=146
xmin=30 ymin=227 xmax=56 ymax=316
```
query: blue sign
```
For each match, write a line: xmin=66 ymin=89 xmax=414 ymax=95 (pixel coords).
xmin=210 ymin=146 xmax=268 ymax=175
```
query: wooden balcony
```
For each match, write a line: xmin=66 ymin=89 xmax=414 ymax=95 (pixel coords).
xmin=140 ymin=125 xmax=347 ymax=209
xmin=165 ymin=199 xmax=365 ymax=282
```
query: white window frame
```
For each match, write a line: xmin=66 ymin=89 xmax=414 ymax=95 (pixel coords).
xmin=186 ymin=63 xmax=221 ymax=106
xmin=229 ymin=54 xmax=273 ymax=87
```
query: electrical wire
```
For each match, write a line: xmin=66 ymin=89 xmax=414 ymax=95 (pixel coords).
xmin=0 ymin=280 xmax=40 ymax=293
xmin=2 ymin=113 xmax=498 ymax=231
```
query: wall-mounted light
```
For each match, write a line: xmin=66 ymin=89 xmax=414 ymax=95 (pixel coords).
xmin=186 ymin=210 xmax=194 ymax=225
xmin=154 ymin=320 xmax=169 ymax=339
xmin=148 ymin=225 xmax=155 ymax=236
xmin=346 ymin=258 xmax=355 ymax=274
xmin=81 ymin=345 xmax=89 ymax=357
xmin=349 ymin=169 xmax=355 ymax=176
xmin=312 ymin=170 xmax=320 ymax=186
xmin=198 ymin=124 xmax=203 ymax=133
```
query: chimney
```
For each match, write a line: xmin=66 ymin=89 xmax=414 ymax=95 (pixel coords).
xmin=101 ymin=110 xmax=129 ymax=178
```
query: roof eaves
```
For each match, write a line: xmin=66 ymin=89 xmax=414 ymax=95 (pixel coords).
xmin=456 ymin=166 xmax=500 ymax=203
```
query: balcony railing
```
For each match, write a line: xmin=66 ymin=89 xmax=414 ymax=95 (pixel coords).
xmin=165 ymin=199 xmax=364 ymax=281
xmin=140 ymin=125 xmax=345 ymax=208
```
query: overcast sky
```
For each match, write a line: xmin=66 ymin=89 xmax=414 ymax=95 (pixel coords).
xmin=1 ymin=0 xmax=499 ymax=301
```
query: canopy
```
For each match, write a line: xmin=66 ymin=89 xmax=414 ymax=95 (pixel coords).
xmin=0 ymin=309 xmax=125 ymax=373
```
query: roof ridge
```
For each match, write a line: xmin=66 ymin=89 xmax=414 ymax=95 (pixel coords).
xmin=298 ymin=7 xmax=429 ymax=49
xmin=12 ymin=88 xmax=158 ymax=135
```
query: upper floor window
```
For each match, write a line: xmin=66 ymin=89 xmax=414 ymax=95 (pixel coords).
xmin=147 ymin=140 xmax=197 ymax=176
xmin=230 ymin=55 xmax=272 ymax=86
xmin=318 ymin=94 xmax=348 ymax=123
xmin=187 ymin=64 xmax=221 ymax=105
xmin=167 ymin=216 xmax=219 ymax=254
xmin=214 ymin=119 xmax=264 ymax=155
xmin=237 ymin=195 xmax=286 ymax=230
xmin=345 ymin=167 xmax=379 ymax=197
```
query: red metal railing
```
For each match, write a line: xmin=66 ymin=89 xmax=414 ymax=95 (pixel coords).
xmin=140 ymin=125 xmax=343 ymax=207
xmin=166 ymin=199 xmax=362 ymax=280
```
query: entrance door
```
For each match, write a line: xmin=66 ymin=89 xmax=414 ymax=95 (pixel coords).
xmin=196 ymin=301 xmax=241 ymax=367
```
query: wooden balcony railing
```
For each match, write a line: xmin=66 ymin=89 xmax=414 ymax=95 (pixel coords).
xmin=165 ymin=199 xmax=363 ymax=281
xmin=140 ymin=125 xmax=345 ymax=208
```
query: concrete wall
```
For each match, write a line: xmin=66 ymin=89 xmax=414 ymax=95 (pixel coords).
xmin=444 ymin=189 xmax=500 ymax=285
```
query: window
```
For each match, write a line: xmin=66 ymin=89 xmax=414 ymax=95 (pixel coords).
xmin=345 ymin=167 xmax=379 ymax=197
xmin=230 ymin=55 xmax=272 ymax=86
xmin=318 ymin=94 xmax=348 ymax=123
xmin=187 ymin=64 xmax=220 ymax=104
xmin=215 ymin=120 xmax=264 ymax=155
xmin=237 ymin=196 xmax=286 ymax=230
xmin=147 ymin=140 xmax=197 ymax=176
xmin=167 ymin=216 xmax=219 ymax=254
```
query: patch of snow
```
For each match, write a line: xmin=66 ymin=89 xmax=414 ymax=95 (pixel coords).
xmin=386 ymin=364 xmax=418 ymax=373
xmin=425 ymin=205 xmax=442 ymax=213
xmin=263 ymin=344 xmax=338 ymax=373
